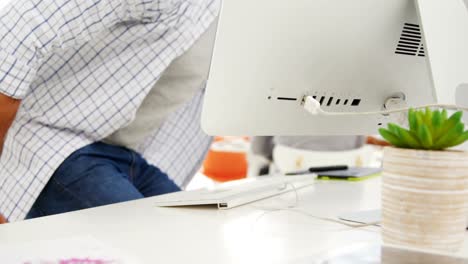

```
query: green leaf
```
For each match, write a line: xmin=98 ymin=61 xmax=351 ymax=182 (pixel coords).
xmin=432 ymin=110 xmax=442 ymax=128
xmin=398 ymin=127 xmax=422 ymax=149
xmin=432 ymin=110 xmax=443 ymax=139
xmin=379 ymin=128 xmax=406 ymax=148
xmin=418 ymin=124 xmax=433 ymax=149
xmin=415 ymin=111 xmax=424 ymax=131
xmin=424 ymin=107 xmax=433 ymax=120
xmin=446 ymin=123 xmax=465 ymax=146
xmin=433 ymin=123 xmax=465 ymax=150
xmin=424 ymin=107 xmax=433 ymax=133
xmin=388 ymin=123 xmax=401 ymax=137
xmin=408 ymin=109 xmax=417 ymax=132
xmin=441 ymin=109 xmax=448 ymax=122
xmin=435 ymin=111 xmax=463 ymax=141
xmin=451 ymin=111 xmax=463 ymax=121
xmin=447 ymin=131 xmax=468 ymax=148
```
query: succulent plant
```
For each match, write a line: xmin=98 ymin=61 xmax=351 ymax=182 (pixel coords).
xmin=379 ymin=108 xmax=468 ymax=150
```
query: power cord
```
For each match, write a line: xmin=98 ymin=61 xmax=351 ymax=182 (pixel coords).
xmin=252 ymin=182 xmax=380 ymax=230
xmin=302 ymin=95 xmax=468 ymax=116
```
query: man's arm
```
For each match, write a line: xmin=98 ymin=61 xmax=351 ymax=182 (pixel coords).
xmin=0 ymin=93 xmax=20 ymax=156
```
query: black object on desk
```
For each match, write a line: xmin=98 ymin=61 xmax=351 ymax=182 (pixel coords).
xmin=286 ymin=165 xmax=349 ymax=176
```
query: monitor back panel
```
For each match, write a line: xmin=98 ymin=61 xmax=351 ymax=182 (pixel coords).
xmin=202 ymin=0 xmax=435 ymax=136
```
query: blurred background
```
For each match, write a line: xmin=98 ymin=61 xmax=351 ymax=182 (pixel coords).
xmin=186 ymin=135 xmax=391 ymax=190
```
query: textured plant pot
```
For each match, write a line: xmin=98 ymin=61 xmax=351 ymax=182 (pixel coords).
xmin=382 ymin=147 xmax=468 ymax=253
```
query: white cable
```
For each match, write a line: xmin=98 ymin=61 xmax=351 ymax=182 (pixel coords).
xmin=251 ymin=183 xmax=380 ymax=229
xmin=302 ymin=96 xmax=468 ymax=116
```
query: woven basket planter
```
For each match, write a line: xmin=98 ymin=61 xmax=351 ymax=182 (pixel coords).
xmin=382 ymin=147 xmax=468 ymax=253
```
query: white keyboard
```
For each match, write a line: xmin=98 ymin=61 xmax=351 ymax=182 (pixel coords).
xmin=153 ymin=175 xmax=316 ymax=209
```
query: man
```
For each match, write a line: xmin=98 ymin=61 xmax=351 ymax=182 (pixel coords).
xmin=0 ymin=0 xmax=221 ymax=222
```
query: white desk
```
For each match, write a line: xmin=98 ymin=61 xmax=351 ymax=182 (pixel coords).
xmin=1 ymin=178 xmax=467 ymax=263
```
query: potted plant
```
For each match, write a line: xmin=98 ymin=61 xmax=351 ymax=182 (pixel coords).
xmin=379 ymin=108 xmax=468 ymax=253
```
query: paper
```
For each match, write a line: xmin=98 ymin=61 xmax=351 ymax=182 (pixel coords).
xmin=0 ymin=236 xmax=141 ymax=264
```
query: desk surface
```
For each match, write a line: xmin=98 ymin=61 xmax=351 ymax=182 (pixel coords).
xmin=1 ymin=178 xmax=467 ymax=263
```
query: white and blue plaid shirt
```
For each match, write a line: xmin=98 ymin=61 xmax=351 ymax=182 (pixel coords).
xmin=0 ymin=0 xmax=220 ymax=221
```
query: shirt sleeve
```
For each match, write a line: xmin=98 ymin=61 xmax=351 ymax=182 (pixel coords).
xmin=0 ymin=0 xmax=42 ymax=99
xmin=0 ymin=0 xmax=139 ymax=99
xmin=0 ymin=48 xmax=36 ymax=99
xmin=0 ymin=0 xmax=181 ymax=99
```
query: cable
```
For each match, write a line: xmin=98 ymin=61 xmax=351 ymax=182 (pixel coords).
xmin=288 ymin=208 xmax=381 ymax=228
xmin=302 ymin=96 xmax=468 ymax=116
xmin=251 ymin=182 xmax=380 ymax=230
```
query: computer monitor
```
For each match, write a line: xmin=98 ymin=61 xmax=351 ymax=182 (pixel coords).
xmin=201 ymin=0 xmax=468 ymax=136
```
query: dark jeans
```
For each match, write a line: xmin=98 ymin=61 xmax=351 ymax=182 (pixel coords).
xmin=26 ymin=142 xmax=181 ymax=219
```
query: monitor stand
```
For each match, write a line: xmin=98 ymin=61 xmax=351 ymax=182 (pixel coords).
xmin=416 ymin=0 xmax=468 ymax=114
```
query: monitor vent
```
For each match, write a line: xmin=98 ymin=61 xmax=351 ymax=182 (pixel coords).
xmin=311 ymin=96 xmax=361 ymax=107
xmin=395 ymin=23 xmax=425 ymax=57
